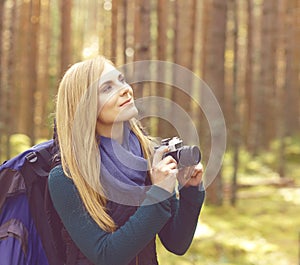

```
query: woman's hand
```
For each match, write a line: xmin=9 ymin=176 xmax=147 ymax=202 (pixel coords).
xmin=177 ymin=162 xmax=203 ymax=188
xmin=150 ymin=146 xmax=178 ymax=193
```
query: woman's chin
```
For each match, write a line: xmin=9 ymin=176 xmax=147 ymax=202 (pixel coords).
xmin=117 ymin=105 xmax=138 ymax=122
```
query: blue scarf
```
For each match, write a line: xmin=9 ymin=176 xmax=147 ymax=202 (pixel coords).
xmin=99 ymin=123 xmax=149 ymax=206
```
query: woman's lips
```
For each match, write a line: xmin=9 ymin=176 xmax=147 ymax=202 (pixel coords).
xmin=119 ymin=98 xmax=132 ymax=107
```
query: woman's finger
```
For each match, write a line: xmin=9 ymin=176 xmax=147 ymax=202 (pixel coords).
xmin=191 ymin=163 xmax=203 ymax=177
xmin=152 ymin=146 xmax=169 ymax=166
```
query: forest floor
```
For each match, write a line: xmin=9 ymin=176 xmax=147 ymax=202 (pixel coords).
xmin=157 ymin=179 xmax=300 ymax=265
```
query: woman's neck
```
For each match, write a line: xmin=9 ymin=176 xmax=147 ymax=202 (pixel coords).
xmin=96 ymin=122 xmax=124 ymax=144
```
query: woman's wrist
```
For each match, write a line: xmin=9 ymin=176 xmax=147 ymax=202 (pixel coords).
xmin=142 ymin=185 xmax=173 ymax=205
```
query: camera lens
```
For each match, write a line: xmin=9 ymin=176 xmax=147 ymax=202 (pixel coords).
xmin=178 ymin=146 xmax=201 ymax=167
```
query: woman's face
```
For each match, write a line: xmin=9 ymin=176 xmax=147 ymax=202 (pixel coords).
xmin=97 ymin=61 xmax=138 ymax=129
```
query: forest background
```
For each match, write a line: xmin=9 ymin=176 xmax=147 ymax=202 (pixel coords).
xmin=0 ymin=0 xmax=299 ymax=264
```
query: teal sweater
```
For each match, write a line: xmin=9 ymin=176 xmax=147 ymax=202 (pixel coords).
xmin=48 ymin=165 xmax=205 ymax=265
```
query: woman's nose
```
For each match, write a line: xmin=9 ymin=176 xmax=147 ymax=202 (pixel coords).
xmin=120 ymin=85 xmax=131 ymax=96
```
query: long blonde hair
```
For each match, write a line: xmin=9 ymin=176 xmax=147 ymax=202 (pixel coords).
xmin=56 ymin=56 xmax=153 ymax=232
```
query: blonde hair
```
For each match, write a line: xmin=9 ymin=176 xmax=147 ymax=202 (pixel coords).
xmin=56 ymin=56 xmax=153 ymax=232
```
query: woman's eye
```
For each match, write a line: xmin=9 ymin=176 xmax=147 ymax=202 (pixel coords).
xmin=119 ymin=75 xmax=126 ymax=84
xmin=102 ymin=85 xmax=113 ymax=93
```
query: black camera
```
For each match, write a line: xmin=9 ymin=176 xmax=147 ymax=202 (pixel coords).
xmin=158 ymin=137 xmax=201 ymax=168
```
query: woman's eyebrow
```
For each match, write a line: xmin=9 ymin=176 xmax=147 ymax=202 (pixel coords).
xmin=100 ymin=71 xmax=121 ymax=84
xmin=100 ymin=80 xmax=112 ymax=86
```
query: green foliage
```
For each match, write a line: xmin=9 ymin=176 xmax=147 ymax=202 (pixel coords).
xmin=222 ymin=148 xmax=278 ymax=180
xmin=223 ymin=135 xmax=300 ymax=182
xmin=1 ymin=134 xmax=50 ymax=162
xmin=282 ymin=136 xmax=300 ymax=163
xmin=9 ymin=134 xmax=31 ymax=158
xmin=157 ymin=185 xmax=300 ymax=264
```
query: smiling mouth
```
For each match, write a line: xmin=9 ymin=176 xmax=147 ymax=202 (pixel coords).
xmin=120 ymin=98 xmax=132 ymax=107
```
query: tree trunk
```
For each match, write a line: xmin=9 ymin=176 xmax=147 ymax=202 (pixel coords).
xmin=122 ymin=0 xmax=128 ymax=64
xmin=156 ymin=0 xmax=169 ymax=137
xmin=134 ymin=0 xmax=151 ymax=62
xmin=111 ymin=0 xmax=118 ymax=64
xmin=2 ymin=0 xmax=17 ymax=158
xmin=25 ymin=0 xmax=40 ymax=145
xmin=284 ymin=0 xmax=300 ymax=135
xmin=278 ymin=0 xmax=300 ymax=177
xmin=0 ymin=0 xmax=5 ymax=159
xmin=244 ymin=0 xmax=254 ymax=151
xmin=36 ymin=0 xmax=51 ymax=139
xmin=17 ymin=0 xmax=30 ymax=137
xmin=258 ymin=0 xmax=278 ymax=149
xmin=60 ymin=0 xmax=72 ymax=77
xmin=201 ymin=0 xmax=228 ymax=205
xmin=133 ymin=0 xmax=151 ymax=100
xmin=172 ymin=0 xmax=196 ymax=140
xmin=230 ymin=0 xmax=240 ymax=206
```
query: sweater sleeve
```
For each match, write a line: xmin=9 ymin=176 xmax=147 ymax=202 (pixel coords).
xmin=158 ymin=185 xmax=205 ymax=255
xmin=48 ymin=165 xmax=172 ymax=265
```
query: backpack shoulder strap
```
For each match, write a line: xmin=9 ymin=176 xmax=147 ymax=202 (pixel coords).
xmin=21 ymin=145 xmax=64 ymax=265
xmin=0 ymin=169 xmax=15 ymax=210
xmin=24 ymin=148 xmax=52 ymax=177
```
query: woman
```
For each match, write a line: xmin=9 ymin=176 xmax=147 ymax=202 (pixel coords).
xmin=49 ymin=56 xmax=205 ymax=265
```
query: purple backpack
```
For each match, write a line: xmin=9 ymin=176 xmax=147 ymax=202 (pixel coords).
xmin=0 ymin=140 xmax=65 ymax=265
